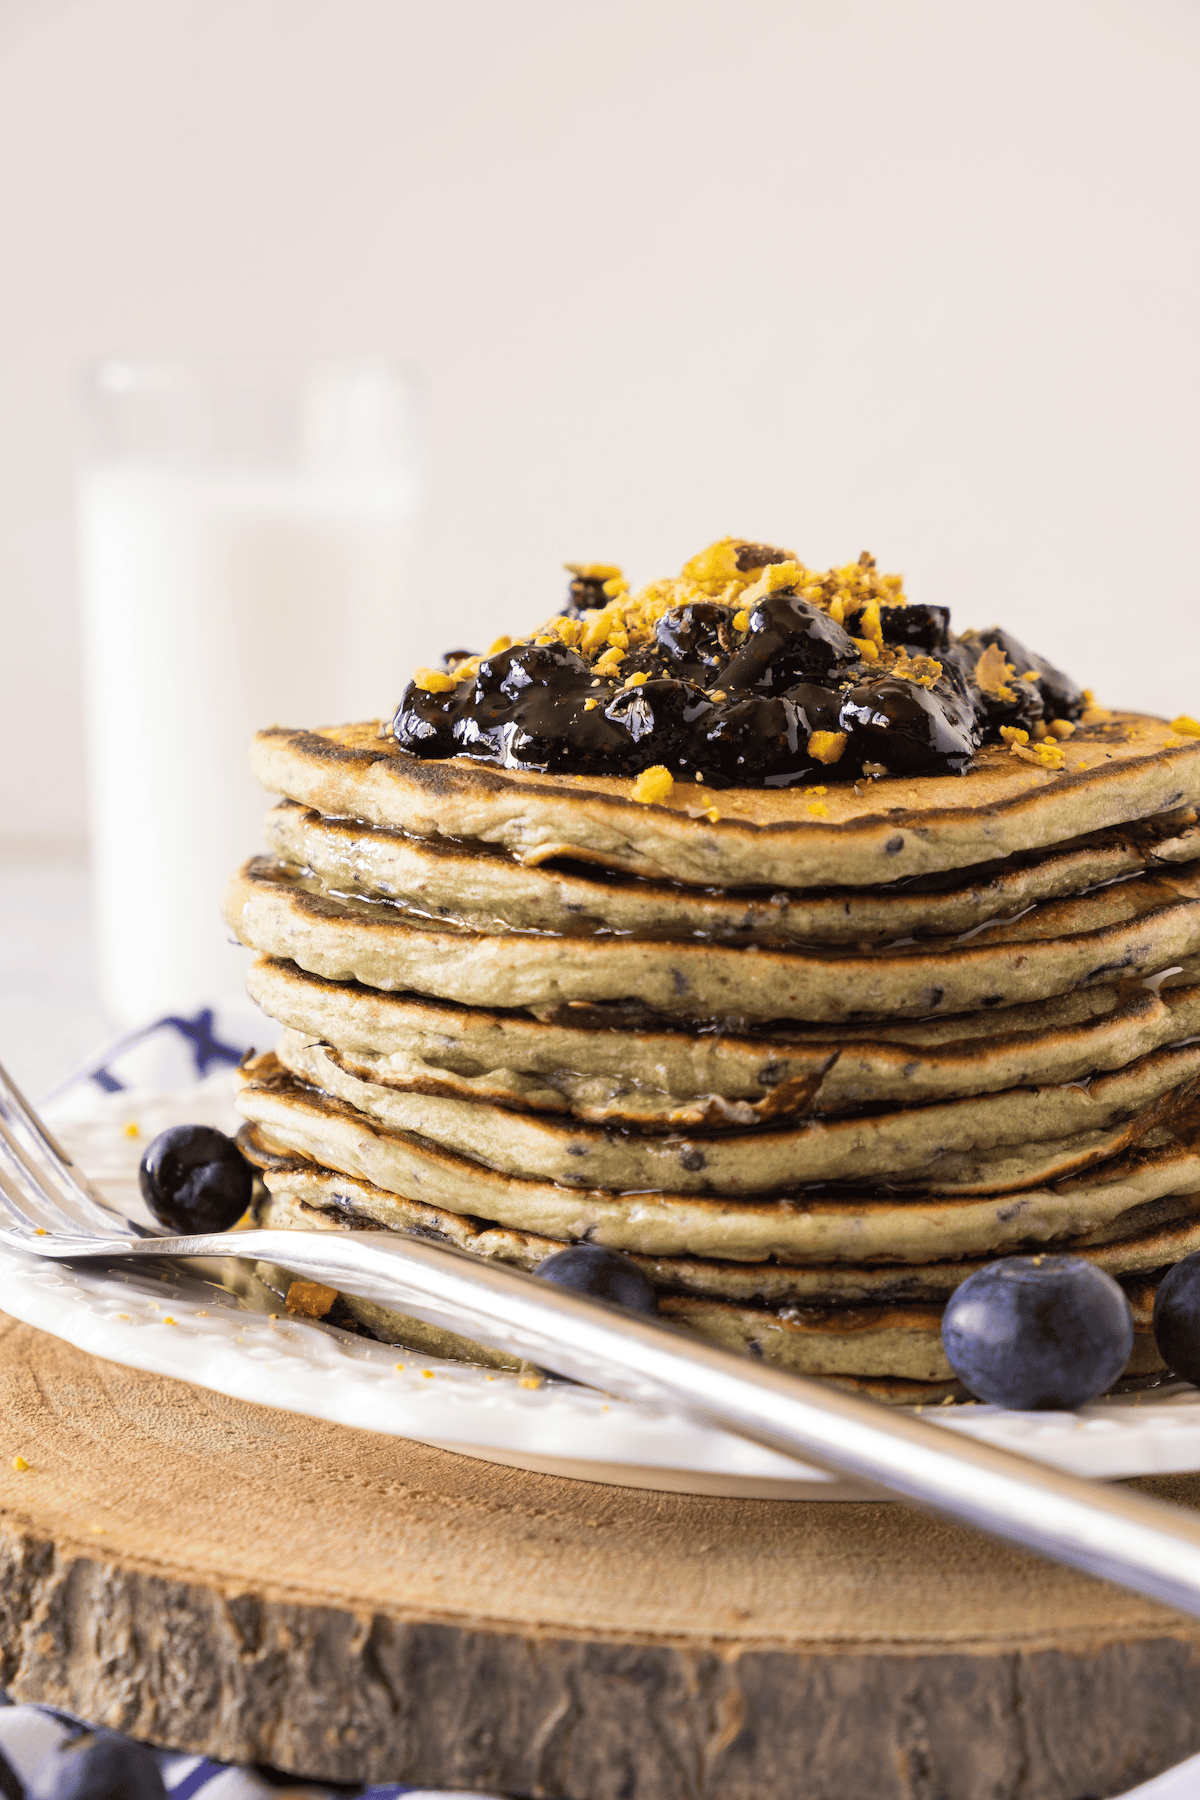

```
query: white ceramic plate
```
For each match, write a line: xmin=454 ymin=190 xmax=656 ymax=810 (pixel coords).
xmin=6 ymin=1074 xmax=1200 ymax=1500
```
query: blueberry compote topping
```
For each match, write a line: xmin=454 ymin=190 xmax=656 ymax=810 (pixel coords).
xmin=393 ymin=539 xmax=1087 ymax=788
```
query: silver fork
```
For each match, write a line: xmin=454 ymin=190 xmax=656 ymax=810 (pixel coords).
xmin=8 ymin=1059 xmax=1200 ymax=1618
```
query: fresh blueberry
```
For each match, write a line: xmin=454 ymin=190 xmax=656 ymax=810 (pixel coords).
xmin=138 ymin=1123 xmax=253 ymax=1234
xmin=28 ymin=1730 xmax=167 ymax=1800
xmin=941 ymin=1256 xmax=1133 ymax=1410
xmin=535 ymin=1245 xmax=659 ymax=1314
xmin=1152 ymin=1251 xmax=1200 ymax=1383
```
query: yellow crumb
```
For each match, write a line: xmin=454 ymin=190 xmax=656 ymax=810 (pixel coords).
xmin=805 ymin=785 xmax=827 ymax=796
xmin=974 ymin=642 xmax=1018 ymax=701
xmin=1170 ymin=715 xmax=1200 ymax=739
xmin=999 ymin=726 xmax=1029 ymax=747
xmin=117 ymin=1313 xmax=130 ymax=1321
xmin=395 ymin=1362 xmax=405 ymax=1371
xmin=858 ymin=596 xmax=882 ymax=645
xmin=123 ymin=1121 xmax=139 ymax=1138
xmin=412 ymin=666 xmax=456 ymax=693
xmin=534 ymin=634 xmax=553 ymax=646
xmin=11 ymin=1456 xmax=29 ymax=1472
xmin=195 ymin=1310 xmax=208 ymax=1317
xmin=1010 ymin=740 xmax=1067 ymax=771
xmin=851 ymin=637 xmax=879 ymax=663
xmin=34 ymin=1228 xmax=46 ymax=1237
xmin=631 ymin=765 xmax=674 ymax=805
xmin=1081 ymin=688 xmax=1094 ymax=703
xmin=1081 ymin=706 xmax=1113 ymax=725
xmin=163 ymin=1316 xmax=176 ymax=1325
xmin=807 ymin=730 xmax=847 ymax=765
xmin=488 ymin=634 xmax=512 ymax=656
xmin=565 ymin=561 xmax=622 ymax=581
xmin=625 ymin=671 xmax=649 ymax=687
xmin=422 ymin=1369 xmax=435 ymax=1379
xmin=732 ymin=610 xmax=750 ymax=632
xmin=285 ymin=1279 xmax=338 ymax=1320
xmin=1046 ymin=719 xmax=1076 ymax=740
xmin=518 ymin=1375 xmax=543 ymax=1389
xmin=593 ymin=644 xmax=625 ymax=674
xmin=892 ymin=651 xmax=942 ymax=688
xmin=705 ymin=806 xmax=721 ymax=823
xmin=602 ymin=574 xmax=629 ymax=598
xmin=583 ymin=698 xmax=599 ymax=711
xmin=807 ymin=800 xmax=830 ymax=818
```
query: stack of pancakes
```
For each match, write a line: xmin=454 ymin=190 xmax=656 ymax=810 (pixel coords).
xmin=225 ymin=712 xmax=1200 ymax=1402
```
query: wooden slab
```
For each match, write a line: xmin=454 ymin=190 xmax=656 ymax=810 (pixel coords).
xmin=2 ymin=1314 xmax=1200 ymax=1799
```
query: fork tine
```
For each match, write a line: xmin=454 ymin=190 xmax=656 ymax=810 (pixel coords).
xmin=0 ymin=1110 xmax=109 ymax=1234
xmin=0 ymin=1137 xmax=73 ymax=1238
xmin=0 ymin=1059 xmax=144 ymax=1235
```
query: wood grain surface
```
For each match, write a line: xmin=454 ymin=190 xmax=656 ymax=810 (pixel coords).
xmin=1 ymin=1313 xmax=1199 ymax=1798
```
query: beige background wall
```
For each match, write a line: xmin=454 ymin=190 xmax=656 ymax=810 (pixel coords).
xmin=1 ymin=0 xmax=1198 ymax=842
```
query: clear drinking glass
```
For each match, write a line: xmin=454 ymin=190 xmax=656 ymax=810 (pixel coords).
xmin=78 ymin=359 xmax=422 ymax=1025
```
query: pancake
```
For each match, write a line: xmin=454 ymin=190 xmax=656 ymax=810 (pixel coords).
xmin=249 ymin=713 xmax=1200 ymax=889
xmin=224 ymin=855 xmax=1200 ymax=1024
xmin=245 ymin=1145 xmax=1200 ymax=1305
xmin=245 ymin=1160 xmax=1173 ymax=1390
xmin=230 ymin=568 xmax=1200 ymax=1397
xmin=262 ymin=796 xmax=1200 ymax=948
xmin=275 ymin=1028 xmax=1200 ymax=1197
xmin=234 ymin=1061 xmax=1200 ymax=1263
xmin=247 ymin=956 xmax=1200 ymax=1123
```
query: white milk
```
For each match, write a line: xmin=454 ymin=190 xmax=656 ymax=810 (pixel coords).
xmin=79 ymin=465 xmax=418 ymax=1024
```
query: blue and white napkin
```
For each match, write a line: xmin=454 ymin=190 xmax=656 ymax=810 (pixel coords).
xmin=0 ymin=1691 xmax=500 ymax=1797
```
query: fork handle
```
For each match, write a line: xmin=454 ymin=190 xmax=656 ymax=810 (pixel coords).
xmin=127 ymin=1225 xmax=1200 ymax=1622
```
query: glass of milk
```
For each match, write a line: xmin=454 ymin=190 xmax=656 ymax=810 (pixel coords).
xmin=78 ymin=359 xmax=421 ymax=1026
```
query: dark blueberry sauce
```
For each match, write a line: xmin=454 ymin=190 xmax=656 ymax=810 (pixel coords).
xmin=392 ymin=546 xmax=1086 ymax=788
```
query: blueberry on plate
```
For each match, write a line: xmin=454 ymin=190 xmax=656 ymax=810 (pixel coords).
xmin=941 ymin=1255 xmax=1133 ymax=1410
xmin=138 ymin=1123 xmax=253 ymax=1234
xmin=535 ymin=1245 xmax=659 ymax=1314
xmin=28 ymin=1729 xmax=167 ymax=1800
xmin=1152 ymin=1251 xmax=1200 ymax=1383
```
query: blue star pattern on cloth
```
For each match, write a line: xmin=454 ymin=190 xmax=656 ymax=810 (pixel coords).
xmin=77 ymin=1008 xmax=250 ymax=1095
xmin=41 ymin=1006 xmax=261 ymax=1103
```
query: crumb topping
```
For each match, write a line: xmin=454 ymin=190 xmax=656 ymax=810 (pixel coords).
xmin=394 ymin=536 xmax=1094 ymax=787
